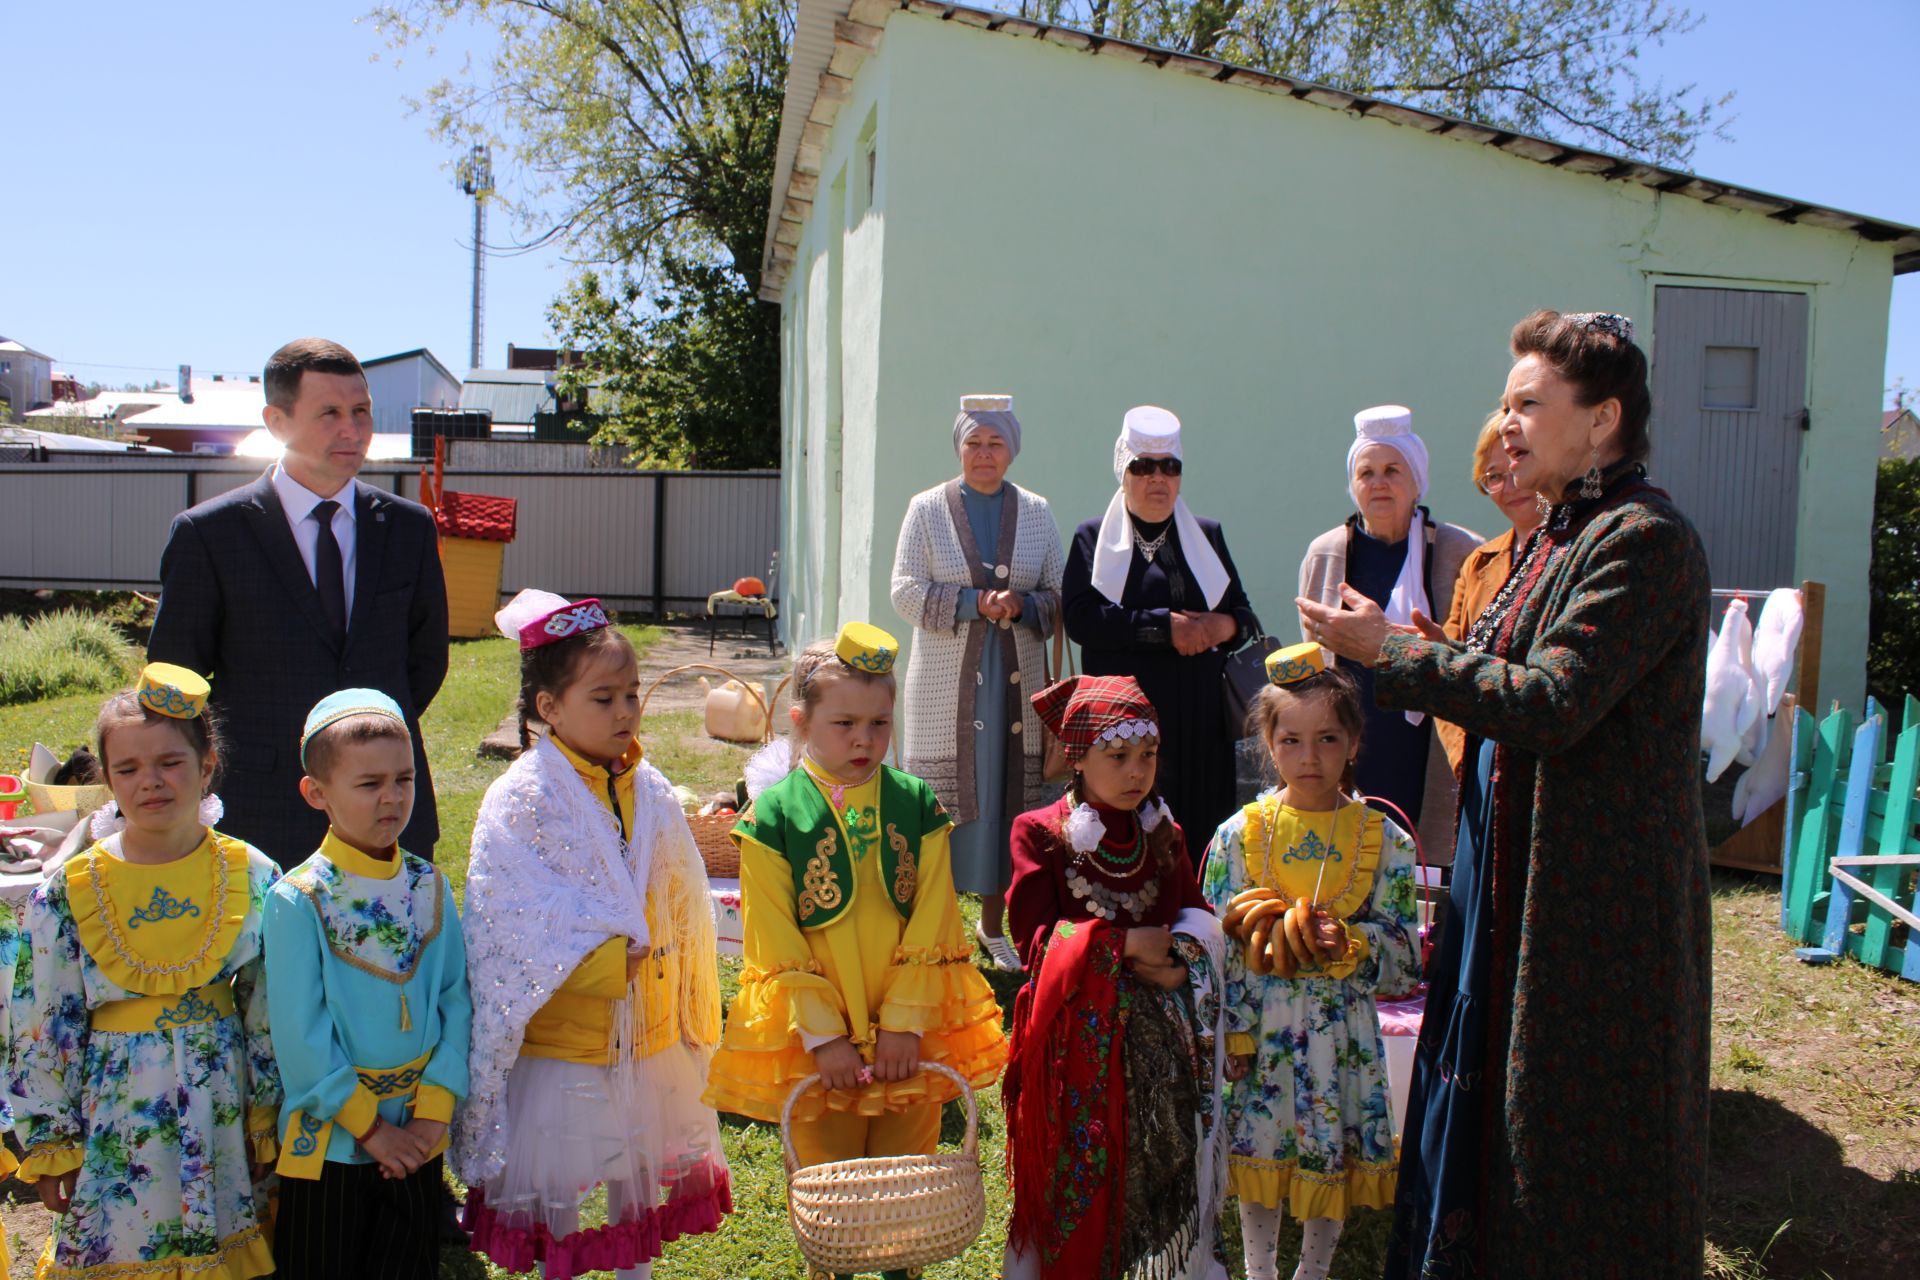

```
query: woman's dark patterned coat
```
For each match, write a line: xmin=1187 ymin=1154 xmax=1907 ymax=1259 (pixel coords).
xmin=1375 ymin=488 xmax=1713 ymax=1278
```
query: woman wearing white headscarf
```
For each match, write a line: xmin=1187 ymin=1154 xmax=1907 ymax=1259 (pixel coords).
xmin=891 ymin=395 xmax=1064 ymax=972
xmin=1297 ymin=406 xmax=1480 ymax=861
xmin=1062 ymin=405 xmax=1258 ymax=848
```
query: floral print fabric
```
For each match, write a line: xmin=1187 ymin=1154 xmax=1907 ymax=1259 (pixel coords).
xmin=9 ymin=837 xmax=281 ymax=1279
xmin=285 ymin=851 xmax=438 ymax=977
xmin=1201 ymin=800 xmax=1419 ymax=1220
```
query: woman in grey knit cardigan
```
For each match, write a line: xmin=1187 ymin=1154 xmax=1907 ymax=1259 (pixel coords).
xmin=890 ymin=395 xmax=1064 ymax=971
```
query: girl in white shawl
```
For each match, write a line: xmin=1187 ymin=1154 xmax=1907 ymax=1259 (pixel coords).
xmin=454 ymin=591 xmax=730 ymax=1280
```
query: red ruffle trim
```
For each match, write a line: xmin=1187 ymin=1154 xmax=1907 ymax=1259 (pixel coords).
xmin=462 ymin=1159 xmax=732 ymax=1279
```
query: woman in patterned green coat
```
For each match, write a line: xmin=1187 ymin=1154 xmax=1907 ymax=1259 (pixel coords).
xmin=1300 ymin=310 xmax=1712 ymax=1280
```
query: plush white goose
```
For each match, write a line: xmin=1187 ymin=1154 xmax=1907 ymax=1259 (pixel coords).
xmin=1732 ymin=697 xmax=1794 ymax=827
xmin=1702 ymin=598 xmax=1761 ymax=783
xmin=1751 ymin=587 xmax=1805 ymax=716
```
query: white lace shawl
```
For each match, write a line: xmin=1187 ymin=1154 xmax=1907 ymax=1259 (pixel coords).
xmin=449 ymin=735 xmax=715 ymax=1185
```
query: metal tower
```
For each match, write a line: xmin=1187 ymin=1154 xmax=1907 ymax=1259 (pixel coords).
xmin=456 ymin=144 xmax=493 ymax=370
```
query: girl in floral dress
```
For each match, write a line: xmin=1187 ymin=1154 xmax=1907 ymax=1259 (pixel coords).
xmin=10 ymin=663 xmax=281 ymax=1280
xmin=1200 ymin=647 xmax=1419 ymax=1280
xmin=1002 ymin=673 xmax=1229 ymax=1280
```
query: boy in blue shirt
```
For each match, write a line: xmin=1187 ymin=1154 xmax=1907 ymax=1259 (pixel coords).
xmin=266 ymin=689 xmax=471 ymax=1279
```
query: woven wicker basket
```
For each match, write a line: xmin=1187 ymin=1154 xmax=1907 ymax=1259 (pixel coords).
xmin=637 ymin=664 xmax=791 ymax=881
xmin=780 ymin=1062 xmax=986 ymax=1275
xmin=686 ymin=811 xmax=741 ymax=879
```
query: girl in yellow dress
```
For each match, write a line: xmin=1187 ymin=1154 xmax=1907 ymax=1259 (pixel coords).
xmin=9 ymin=664 xmax=280 ymax=1280
xmin=703 ymin=623 xmax=1008 ymax=1280
xmin=454 ymin=591 xmax=728 ymax=1280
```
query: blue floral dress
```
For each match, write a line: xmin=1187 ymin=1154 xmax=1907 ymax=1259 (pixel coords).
xmin=1201 ymin=795 xmax=1419 ymax=1221
xmin=9 ymin=831 xmax=282 ymax=1280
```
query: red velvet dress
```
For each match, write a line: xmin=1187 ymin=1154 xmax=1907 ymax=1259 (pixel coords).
xmin=1006 ymin=796 xmax=1209 ymax=966
xmin=1003 ymin=796 xmax=1220 ymax=1279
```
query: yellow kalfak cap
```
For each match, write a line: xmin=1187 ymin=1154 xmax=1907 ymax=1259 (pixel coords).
xmin=835 ymin=621 xmax=899 ymax=675
xmin=138 ymin=663 xmax=211 ymax=719
xmin=1265 ymin=642 xmax=1326 ymax=687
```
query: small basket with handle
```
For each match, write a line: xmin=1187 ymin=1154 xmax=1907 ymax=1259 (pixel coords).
xmin=780 ymin=1061 xmax=986 ymax=1275
xmin=637 ymin=663 xmax=788 ymax=880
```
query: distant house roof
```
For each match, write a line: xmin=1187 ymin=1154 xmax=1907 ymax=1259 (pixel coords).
xmin=460 ymin=369 xmax=556 ymax=427
xmin=1885 ymin=408 xmax=1920 ymax=461
xmin=27 ymin=389 xmax=180 ymax=421
xmin=0 ymin=337 xmax=54 ymax=360
xmin=120 ymin=380 xmax=265 ymax=431
xmin=363 ymin=347 xmax=459 ymax=387
xmin=0 ymin=426 xmax=168 ymax=453
xmin=762 ymin=0 xmax=1920 ymax=298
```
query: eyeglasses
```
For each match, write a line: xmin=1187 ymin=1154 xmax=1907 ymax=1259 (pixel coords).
xmin=1479 ymin=467 xmax=1513 ymax=491
xmin=1126 ymin=456 xmax=1183 ymax=478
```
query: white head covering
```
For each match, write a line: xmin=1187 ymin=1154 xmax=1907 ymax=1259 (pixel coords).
xmin=1345 ymin=404 xmax=1429 ymax=502
xmin=1090 ymin=405 xmax=1231 ymax=609
xmin=1347 ymin=404 xmax=1431 ymax=726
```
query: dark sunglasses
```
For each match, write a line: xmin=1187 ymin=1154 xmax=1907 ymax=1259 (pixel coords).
xmin=1126 ymin=456 xmax=1183 ymax=478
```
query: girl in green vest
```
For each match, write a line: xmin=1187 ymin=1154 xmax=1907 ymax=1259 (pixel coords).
xmin=704 ymin=623 xmax=1008 ymax=1280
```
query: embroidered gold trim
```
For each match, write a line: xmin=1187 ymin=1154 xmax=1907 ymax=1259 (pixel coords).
xmin=294 ymin=861 xmax=444 ymax=985
xmin=887 ymin=822 xmax=917 ymax=904
xmin=797 ymin=828 xmax=843 ymax=921
xmin=82 ymin=835 xmax=235 ymax=980
xmin=1248 ymin=798 xmax=1369 ymax=914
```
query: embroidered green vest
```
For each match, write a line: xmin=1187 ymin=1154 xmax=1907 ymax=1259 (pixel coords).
xmin=734 ymin=766 xmax=950 ymax=930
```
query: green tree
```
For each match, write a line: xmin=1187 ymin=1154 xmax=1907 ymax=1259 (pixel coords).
xmin=372 ymin=0 xmax=790 ymax=466
xmin=374 ymin=0 xmax=1725 ymax=467
xmin=1015 ymin=0 xmax=1729 ymax=163
xmin=1868 ymin=456 xmax=1920 ymax=708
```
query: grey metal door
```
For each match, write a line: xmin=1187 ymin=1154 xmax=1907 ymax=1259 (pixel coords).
xmin=1651 ymin=286 xmax=1809 ymax=587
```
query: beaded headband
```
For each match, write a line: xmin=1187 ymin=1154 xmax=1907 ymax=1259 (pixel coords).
xmin=1265 ymin=642 xmax=1327 ymax=686
xmin=137 ymin=663 xmax=211 ymax=720
xmin=1564 ymin=312 xmax=1635 ymax=344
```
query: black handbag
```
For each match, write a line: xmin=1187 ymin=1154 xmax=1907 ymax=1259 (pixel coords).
xmin=1222 ymin=621 xmax=1283 ymax=739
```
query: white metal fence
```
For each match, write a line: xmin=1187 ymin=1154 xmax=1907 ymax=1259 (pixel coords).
xmin=0 ymin=453 xmax=780 ymax=615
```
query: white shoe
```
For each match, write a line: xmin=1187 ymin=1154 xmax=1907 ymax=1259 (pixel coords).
xmin=976 ymin=923 xmax=1024 ymax=971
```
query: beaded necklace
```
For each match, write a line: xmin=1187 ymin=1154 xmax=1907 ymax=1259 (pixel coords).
xmin=1086 ymin=811 xmax=1146 ymax=876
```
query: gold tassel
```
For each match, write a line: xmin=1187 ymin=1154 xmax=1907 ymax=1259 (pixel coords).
xmin=399 ymin=992 xmax=412 ymax=1033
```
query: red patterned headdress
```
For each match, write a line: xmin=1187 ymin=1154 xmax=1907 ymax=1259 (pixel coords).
xmin=1030 ymin=674 xmax=1160 ymax=762
xmin=494 ymin=588 xmax=612 ymax=651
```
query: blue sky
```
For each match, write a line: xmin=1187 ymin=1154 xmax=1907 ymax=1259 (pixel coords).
xmin=10 ymin=0 xmax=1917 ymax=403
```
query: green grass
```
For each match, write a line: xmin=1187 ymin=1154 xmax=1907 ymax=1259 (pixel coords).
xmin=0 ymin=609 xmax=140 ymax=707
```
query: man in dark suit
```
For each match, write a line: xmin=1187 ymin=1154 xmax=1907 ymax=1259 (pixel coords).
xmin=150 ymin=338 xmax=448 ymax=865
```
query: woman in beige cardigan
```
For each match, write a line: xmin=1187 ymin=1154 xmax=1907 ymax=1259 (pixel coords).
xmin=1297 ymin=405 xmax=1478 ymax=862
xmin=890 ymin=395 xmax=1063 ymax=971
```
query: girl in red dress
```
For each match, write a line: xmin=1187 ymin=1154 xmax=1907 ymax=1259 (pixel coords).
xmin=1001 ymin=674 xmax=1230 ymax=1280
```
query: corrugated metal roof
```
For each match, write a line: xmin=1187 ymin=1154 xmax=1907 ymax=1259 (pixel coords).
xmin=363 ymin=347 xmax=459 ymax=386
xmin=761 ymin=0 xmax=1920 ymax=298
xmin=460 ymin=370 xmax=556 ymax=427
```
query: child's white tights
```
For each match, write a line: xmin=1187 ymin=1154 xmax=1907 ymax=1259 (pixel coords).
xmin=1239 ymin=1203 xmax=1342 ymax=1280
xmin=1293 ymin=1216 xmax=1343 ymax=1280
xmin=1239 ymin=1201 xmax=1284 ymax=1280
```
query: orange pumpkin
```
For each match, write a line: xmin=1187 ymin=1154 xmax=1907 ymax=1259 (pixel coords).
xmin=733 ymin=576 xmax=767 ymax=597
